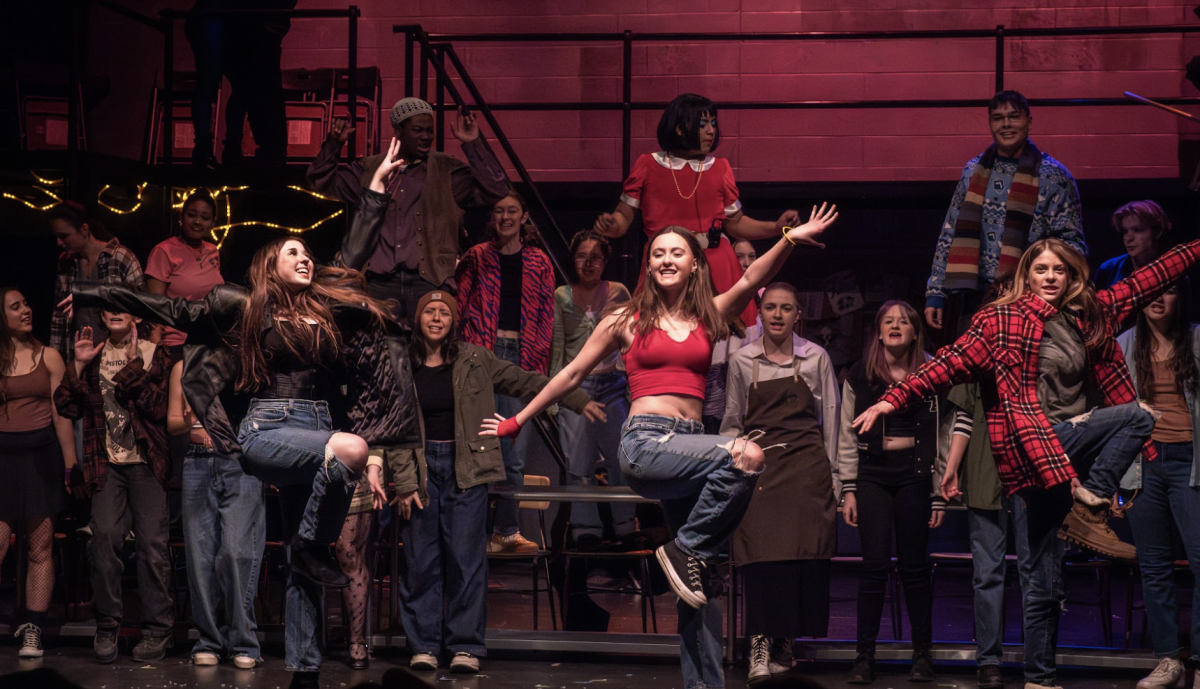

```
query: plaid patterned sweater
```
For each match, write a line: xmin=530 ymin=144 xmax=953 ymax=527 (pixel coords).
xmin=885 ymin=239 xmax=1200 ymax=495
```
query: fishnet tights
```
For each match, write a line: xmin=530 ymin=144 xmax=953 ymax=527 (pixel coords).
xmin=0 ymin=517 xmax=55 ymax=622
xmin=336 ymin=511 xmax=373 ymax=659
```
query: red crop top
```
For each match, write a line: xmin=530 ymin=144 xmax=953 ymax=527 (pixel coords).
xmin=624 ymin=322 xmax=712 ymax=400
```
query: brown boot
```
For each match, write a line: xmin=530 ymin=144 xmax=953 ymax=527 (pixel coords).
xmin=1058 ymin=503 xmax=1137 ymax=561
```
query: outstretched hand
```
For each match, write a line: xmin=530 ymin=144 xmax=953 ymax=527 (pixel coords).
xmin=369 ymin=138 xmax=405 ymax=193
xmin=851 ymin=400 xmax=895 ymax=434
xmin=480 ymin=413 xmax=523 ymax=438
xmin=451 ymin=108 xmax=479 ymax=143
xmin=783 ymin=202 xmax=839 ymax=248
xmin=327 ymin=118 xmax=356 ymax=145
xmin=73 ymin=327 xmax=103 ymax=366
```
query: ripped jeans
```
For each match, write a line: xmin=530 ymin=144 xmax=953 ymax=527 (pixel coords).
xmin=619 ymin=414 xmax=760 ymax=689
xmin=1053 ymin=401 xmax=1157 ymax=498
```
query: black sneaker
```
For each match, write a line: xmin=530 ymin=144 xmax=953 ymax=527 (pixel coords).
xmin=847 ymin=653 xmax=875 ymax=684
xmin=978 ymin=664 xmax=1004 ymax=689
xmin=910 ymin=651 xmax=936 ymax=682
xmin=132 ymin=632 xmax=173 ymax=662
xmin=289 ymin=535 xmax=350 ymax=588
xmin=94 ymin=627 xmax=119 ymax=664
xmin=655 ymin=541 xmax=707 ymax=608
xmin=15 ymin=623 xmax=43 ymax=658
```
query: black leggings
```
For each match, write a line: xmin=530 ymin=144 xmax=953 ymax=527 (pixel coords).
xmin=855 ymin=452 xmax=933 ymax=655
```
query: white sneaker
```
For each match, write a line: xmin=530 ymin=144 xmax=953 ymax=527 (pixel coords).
xmin=768 ymin=637 xmax=794 ymax=674
xmin=748 ymin=635 xmax=770 ymax=684
xmin=192 ymin=651 xmax=219 ymax=666
xmin=232 ymin=655 xmax=260 ymax=670
xmin=410 ymin=652 xmax=438 ymax=671
xmin=450 ymin=651 xmax=480 ymax=674
xmin=1024 ymin=683 xmax=1063 ymax=689
xmin=1136 ymin=657 xmax=1184 ymax=689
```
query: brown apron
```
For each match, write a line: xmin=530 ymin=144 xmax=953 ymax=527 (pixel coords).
xmin=732 ymin=358 xmax=837 ymax=565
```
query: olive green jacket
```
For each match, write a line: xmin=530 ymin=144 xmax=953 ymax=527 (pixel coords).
xmin=386 ymin=342 xmax=591 ymax=503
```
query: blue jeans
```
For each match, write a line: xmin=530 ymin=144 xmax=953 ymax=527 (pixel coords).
xmin=1010 ymin=485 xmax=1070 ymax=686
xmin=1056 ymin=402 xmax=1157 ymax=497
xmin=182 ymin=446 xmax=265 ymax=661
xmin=968 ymin=499 xmax=1031 ymax=667
xmin=493 ymin=337 xmax=530 ymax=536
xmin=558 ymin=371 xmax=636 ymax=539
xmin=398 ymin=441 xmax=488 ymax=657
xmin=1126 ymin=442 xmax=1200 ymax=660
xmin=620 ymin=414 xmax=758 ymax=689
xmin=237 ymin=398 xmax=356 ymax=672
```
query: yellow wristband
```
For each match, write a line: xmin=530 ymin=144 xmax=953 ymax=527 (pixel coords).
xmin=781 ymin=226 xmax=797 ymax=246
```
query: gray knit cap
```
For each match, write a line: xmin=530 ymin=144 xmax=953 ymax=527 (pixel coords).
xmin=390 ymin=97 xmax=434 ymax=128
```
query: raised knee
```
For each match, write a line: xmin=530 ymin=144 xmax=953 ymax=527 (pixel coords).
xmin=329 ymin=433 xmax=369 ymax=471
xmin=1134 ymin=401 xmax=1159 ymax=431
xmin=736 ymin=442 xmax=766 ymax=474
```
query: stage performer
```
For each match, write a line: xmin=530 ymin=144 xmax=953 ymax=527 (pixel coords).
xmin=1 ymin=288 xmax=76 ymax=659
xmin=456 ymin=192 xmax=556 ymax=554
xmin=1095 ymin=200 xmax=1170 ymax=289
xmin=839 ymin=300 xmax=948 ymax=684
xmin=146 ymin=189 xmax=225 ymax=348
xmin=306 ymin=99 xmax=509 ymax=323
xmin=854 ymin=236 xmax=1200 ymax=689
xmin=593 ymin=92 xmax=802 ymax=327
xmin=551 ymin=229 xmax=637 ymax=549
xmin=1116 ymin=281 xmax=1200 ymax=689
xmin=924 ymin=90 xmax=1084 ymax=335
xmin=389 ymin=290 xmax=600 ymax=674
xmin=62 ymin=153 xmax=419 ymax=686
xmin=484 ymin=204 xmax=839 ymax=689
xmin=721 ymin=282 xmax=840 ymax=684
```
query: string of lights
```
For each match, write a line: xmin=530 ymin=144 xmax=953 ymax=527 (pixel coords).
xmin=96 ymin=183 xmax=149 ymax=214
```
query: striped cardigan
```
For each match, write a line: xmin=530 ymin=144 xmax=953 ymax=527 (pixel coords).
xmin=455 ymin=242 xmax=556 ymax=374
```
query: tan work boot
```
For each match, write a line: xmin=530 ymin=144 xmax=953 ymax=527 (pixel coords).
xmin=1058 ymin=503 xmax=1137 ymax=561
xmin=487 ymin=532 xmax=539 ymax=554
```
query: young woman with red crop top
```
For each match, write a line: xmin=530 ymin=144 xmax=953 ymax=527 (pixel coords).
xmin=484 ymin=206 xmax=838 ymax=689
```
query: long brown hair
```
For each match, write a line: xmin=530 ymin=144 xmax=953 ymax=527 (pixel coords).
xmin=411 ymin=302 xmax=460 ymax=369
xmin=993 ymin=238 xmax=1105 ymax=347
xmin=484 ymin=192 xmax=542 ymax=248
xmin=606 ymin=226 xmax=739 ymax=346
xmin=864 ymin=300 xmax=925 ymax=387
xmin=0 ymin=287 xmax=41 ymax=378
xmin=236 ymin=237 xmax=393 ymax=393
xmin=1133 ymin=278 xmax=1197 ymax=403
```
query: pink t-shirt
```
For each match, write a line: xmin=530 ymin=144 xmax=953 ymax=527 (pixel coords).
xmin=145 ymin=236 xmax=224 ymax=347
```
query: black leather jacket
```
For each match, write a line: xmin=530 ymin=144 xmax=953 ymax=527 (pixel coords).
xmin=72 ymin=195 xmax=421 ymax=460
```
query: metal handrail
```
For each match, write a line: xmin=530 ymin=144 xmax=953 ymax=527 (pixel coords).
xmin=396 ymin=22 xmax=1200 ymax=179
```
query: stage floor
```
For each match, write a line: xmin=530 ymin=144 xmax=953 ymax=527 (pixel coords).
xmin=0 ymin=647 xmax=1156 ymax=689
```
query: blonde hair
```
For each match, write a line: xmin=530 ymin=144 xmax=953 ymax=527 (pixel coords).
xmin=993 ymin=238 xmax=1104 ymax=347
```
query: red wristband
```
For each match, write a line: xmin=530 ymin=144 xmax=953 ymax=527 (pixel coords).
xmin=497 ymin=416 xmax=524 ymax=438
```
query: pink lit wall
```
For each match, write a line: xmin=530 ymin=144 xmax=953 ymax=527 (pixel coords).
xmin=87 ymin=1 xmax=1200 ymax=182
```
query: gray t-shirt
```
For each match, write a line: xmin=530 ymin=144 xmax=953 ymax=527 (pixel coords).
xmin=98 ymin=340 xmax=155 ymax=465
xmin=1037 ymin=312 xmax=1088 ymax=425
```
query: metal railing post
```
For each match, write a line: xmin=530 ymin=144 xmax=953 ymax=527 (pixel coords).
xmin=348 ymin=6 xmax=358 ymax=159
xmin=622 ymin=30 xmax=632 ymax=180
xmin=404 ymin=28 xmax=414 ymax=98
xmin=419 ymin=30 xmax=429 ymax=103
xmin=162 ymin=13 xmax=174 ymax=167
xmin=995 ymin=25 xmax=1005 ymax=92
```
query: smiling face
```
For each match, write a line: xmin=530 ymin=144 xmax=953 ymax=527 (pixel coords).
xmin=647 ymin=232 xmax=697 ymax=291
xmin=1119 ymin=215 xmax=1161 ymax=266
xmin=100 ymin=310 xmax=139 ymax=337
xmin=275 ymin=239 xmax=314 ymax=291
xmin=573 ymin=239 xmax=606 ymax=285
xmin=418 ymin=301 xmax=454 ymax=349
xmin=395 ymin=114 xmax=435 ymax=162
xmin=491 ymin=195 xmax=527 ymax=247
xmin=760 ymin=287 xmax=799 ymax=342
xmin=1026 ymin=248 xmax=1070 ymax=306
xmin=4 ymin=290 xmax=33 ymax=338
xmin=878 ymin=304 xmax=917 ymax=350
xmin=1143 ymin=285 xmax=1179 ymax=326
xmin=988 ymin=101 xmax=1031 ymax=158
xmin=181 ymin=199 xmax=216 ymax=243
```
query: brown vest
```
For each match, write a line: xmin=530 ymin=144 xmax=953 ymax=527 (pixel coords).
xmin=359 ymin=153 xmax=465 ymax=286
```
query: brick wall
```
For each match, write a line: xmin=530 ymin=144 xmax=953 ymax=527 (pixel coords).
xmin=87 ymin=0 xmax=1199 ymax=182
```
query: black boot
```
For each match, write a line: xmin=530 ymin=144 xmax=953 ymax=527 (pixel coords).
xmin=848 ymin=653 xmax=875 ymax=684
xmin=910 ymin=650 xmax=936 ymax=682
xmin=288 ymin=535 xmax=349 ymax=588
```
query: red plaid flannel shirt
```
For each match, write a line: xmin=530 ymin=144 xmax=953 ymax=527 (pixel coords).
xmin=883 ymin=239 xmax=1200 ymax=495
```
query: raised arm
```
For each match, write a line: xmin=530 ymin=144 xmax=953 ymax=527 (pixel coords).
xmin=714 ymin=203 xmax=838 ymax=319
xmin=340 ymin=140 xmax=405 ymax=270
xmin=305 ymin=118 xmax=367 ymax=204
xmin=482 ymin=312 xmax=624 ymax=435
xmin=1102 ymin=238 xmax=1200 ymax=327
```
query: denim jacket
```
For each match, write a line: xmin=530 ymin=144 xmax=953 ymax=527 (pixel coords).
xmin=1116 ymin=324 xmax=1200 ymax=489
